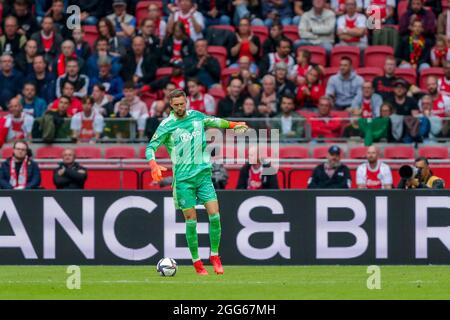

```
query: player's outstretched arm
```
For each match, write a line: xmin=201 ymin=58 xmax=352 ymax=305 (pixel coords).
xmin=203 ymin=117 xmax=248 ymax=133
xmin=146 ymin=126 xmax=169 ymax=182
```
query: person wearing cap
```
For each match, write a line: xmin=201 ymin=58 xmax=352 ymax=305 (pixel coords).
xmin=387 ymin=78 xmax=419 ymax=116
xmin=89 ymin=55 xmax=124 ymax=103
xmin=307 ymin=145 xmax=352 ymax=189
xmin=184 ymin=39 xmax=221 ymax=89
xmin=356 ymin=146 xmax=392 ymax=189
xmin=106 ymin=0 xmax=136 ymax=41
xmin=120 ymin=36 xmax=157 ymax=86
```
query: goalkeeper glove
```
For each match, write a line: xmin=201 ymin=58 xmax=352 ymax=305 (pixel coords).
xmin=229 ymin=121 xmax=248 ymax=133
xmin=148 ymin=160 xmax=167 ymax=182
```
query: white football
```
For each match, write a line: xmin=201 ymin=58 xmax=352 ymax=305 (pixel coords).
xmin=156 ymin=258 xmax=178 ymax=276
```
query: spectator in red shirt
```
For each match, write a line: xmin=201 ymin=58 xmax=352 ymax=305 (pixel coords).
xmin=296 ymin=66 xmax=325 ymax=110
xmin=230 ymin=17 xmax=260 ymax=66
xmin=49 ymin=81 xmax=83 ymax=117
xmin=309 ymin=95 xmax=342 ymax=138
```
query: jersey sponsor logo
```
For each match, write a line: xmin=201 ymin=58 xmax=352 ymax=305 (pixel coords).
xmin=179 ymin=130 xmax=201 ymax=142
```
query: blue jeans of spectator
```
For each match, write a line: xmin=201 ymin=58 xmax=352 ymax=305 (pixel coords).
xmin=197 ymin=70 xmax=217 ymax=89
xmin=399 ymin=62 xmax=431 ymax=73
xmin=205 ymin=15 xmax=232 ymax=26
xmin=233 ymin=3 xmax=264 ymax=26
xmin=264 ymin=17 xmax=292 ymax=27
xmin=295 ymin=39 xmax=334 ymax=55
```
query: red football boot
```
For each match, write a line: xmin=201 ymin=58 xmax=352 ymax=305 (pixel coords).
xmin=210 ymin=255 xmax=224 ymax=275
xmin=193 ymin=260 xmax=208 ymax=275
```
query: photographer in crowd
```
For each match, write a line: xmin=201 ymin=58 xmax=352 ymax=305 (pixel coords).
xmin=398 ymin=157 xmax=445 ymax=189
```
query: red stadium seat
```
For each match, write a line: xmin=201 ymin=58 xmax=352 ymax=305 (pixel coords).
xmin=297 ymin=110 xmax=317 ymax=118
xmin=330 ymin=46 xmax=360 ymax=69
xmin=443 ymin=0 xmax=449 ymax=9
xmin=36 ymin=146 xmax=65 ymax=159
xmin=105 ymin=146 xmax=136 ymax=159
xmin=221 ymin=67 xmax=240 ymax=88
xmin=323 ymin=67 xmax=340 ymax=86
xmin=299 ymin=46 xmax=327 ymax=66
xmin=210 ymin=25 xmax=235 ymax=33
xmin=418 ymin=146 xmax=449 ymax=159
xmin=283 ymin=25 xmax=300 ymax=42
xmin=279 ymin=146 xmax=309 ymax=159
xmin=136 ymin=1 xmax=163 ymax=25
xmin=420 ymin=67 xmax=444 ymax=90
xmin=251 ymin=26 xmax=269 ymax=44
xmin=208 ymin=86 xmax=226 ymax=108
xmin=383 ymin=146 xmax=415 ymax=159
xmin=356 ymin=67 xmax=383 ymax=82
xmin=75 ymin=146 xmax=102 ymax=159
xmin=141 ymin=92 xmax=158 ymax=108
xmin=207 ymin=46 xmax=228 ymax=69
xmin=156 ymin=67 xmax=173 ymax=80
xmin=364 ymin=46 xmax=394 ymax=67
xmin=397 ymin=0 xmax=408 ymax=20
xmin=1 ymin=146 xmax=13 ymax=159
xmin=82 ymin=25 xmax=98 ymax=49
xmin=313 ymin=146 xmax=344 ymax=159
xmin=394 ymin=68 xmax=417 ymax=85
xmin=348 ymin=146 xmax=368 ymax=159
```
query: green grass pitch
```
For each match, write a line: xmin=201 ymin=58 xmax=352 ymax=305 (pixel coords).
xmin=0 ymin=265 xmax=449 ymax=299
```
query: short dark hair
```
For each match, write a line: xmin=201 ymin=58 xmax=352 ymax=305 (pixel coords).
xmin=124 ymin=81 xmax=136 ymax=90
xmin=81 ymin=96 xmax=94 ymax=105
xmin=23 ymin=81 xmax=36 ymax=89
xmin=281 ymin=94 xmax=295 ymax=103
xmin=93 ymin=83 xmax=106 ymax=92
xmin=66 ymin=57 xmax=78 ymax=65
xmin=341 ymin=56 xmax=353 ymax=64
xmin=60 ymin=95 xmax=71 ymax=103
xmin=276 ymin=38 xmax=292 ymax=48
xmin=168 ymin=89 xmax=187 ymax=103
xmin=415 ymin=157 xmax=429 ymax=165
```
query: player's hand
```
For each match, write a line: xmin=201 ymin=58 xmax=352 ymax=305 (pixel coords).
xmin=230 ymin=121 xmax=248 ymax=133
xmin=149 ymin=160 xmax=167 ymax=182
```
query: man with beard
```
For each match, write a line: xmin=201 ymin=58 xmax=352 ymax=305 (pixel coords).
xmin=0 ymin=140 xmax=41 ymax=189
xmin=307 ymin=145 xmax=352 ymax=189
xmin=356 ymin=146 xmax=392 ymax=189
xmin=424 ymin=76 xmax=450 ymax=117
xmin=388 ymin=79 xmax=419 ymax=116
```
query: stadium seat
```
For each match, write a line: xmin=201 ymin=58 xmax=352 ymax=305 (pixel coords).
xmin=221 ymin=67 xmax=240 ymax=88
xmin=207 ymin=46 xmax=228 ymax=69
xmin=156 ymin=67 xmax=173 ymax=80
xmin=383 ymin=146 xmax=415 ymax=159
xmin=397 ymin=0 xmax=408 ymax=20
xmin=279 ymin=146 xmax=309 ymax=159
xmin=82 ymin=25 xmax=98 ymax=49
xmin=141 ymin=92 xmax=158 ymax=108
xmin=136 ymin=1 xmax=163 ymax=25
xmin=299 ymin=46 xmax=327 ymax=66
xmin=1 ymin=146 xmax=13 ymax=159
xmin=251 ymin=26 xmax=269 ymax=44
xmin=443 ymin=0 xmax=449 ymax=9
xmin=283 ymin=25 xmax=300 ymax=42
xmin=394 ymin=68 xmax=417 ymax=85
xmin=297 ymin=110 xmax=317 ymax=118
xmin=356 ymin=67 xmax=383 ymax=82
xmin=418 ymin=146 xmax=449 ymax=159
xmin=313 ymin=146 xmax=344 ymax=159
xmin=419 ymin=67 xmax=444 ymax=90
xmin=75 ymin=146 xmax=102 ymax=159
xmin=348 ymin=146 xmax=368 ymax=159
xmin=208 ymin=86 xmax=226 ymax=108
xmin=210 ymin=25 xmax=235 ymax=33
xmin=363 ymin=46 xmax=394 ymax=67
xmin=139 ymin=146 xmax=170 ymax=159
xmin=36 ymin=146 xmax=65 ymax=159
xmin=330 ymin=46 xmax=360 ymax=69
xmin=323 ymin=67 xmax=340 ymax=86
xmin=105 ymin=146 xmax=136 ymax=159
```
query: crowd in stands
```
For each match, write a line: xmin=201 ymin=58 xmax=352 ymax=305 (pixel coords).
xmin=0 ymin=0 xmax=450 ymax=147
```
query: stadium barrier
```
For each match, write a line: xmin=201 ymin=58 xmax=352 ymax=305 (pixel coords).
xmin=0 ymin=190 xmax=449 ymax=265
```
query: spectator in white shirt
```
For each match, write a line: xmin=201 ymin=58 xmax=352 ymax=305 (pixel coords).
xmin=4 ymin=97 xmax=34 ymax=142
xmin=167 ymin=0 xmax=205 ymax=42
xmin=356 ymin=146 xmax=393 ymax=189
xmin=336 ymin=0 xmax=368 ymax=50
xmin=70 ymin=96 xmax=104 ymax=143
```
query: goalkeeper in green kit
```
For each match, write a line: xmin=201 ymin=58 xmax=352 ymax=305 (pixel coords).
xmin=146 ymin=89 xmax=248 ymax=275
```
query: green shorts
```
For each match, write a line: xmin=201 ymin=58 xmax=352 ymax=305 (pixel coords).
xmin=173 ymin=169 xmax=218 ymax=211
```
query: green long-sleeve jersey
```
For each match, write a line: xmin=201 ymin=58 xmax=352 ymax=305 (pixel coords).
xmin=146 ymin=110 xmax=232 ymax=182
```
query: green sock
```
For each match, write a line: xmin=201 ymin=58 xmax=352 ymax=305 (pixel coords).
xmin=208 ymin=213 xmax=221 ymax=256
xmin=186 ymin=219 xmax=199 ymax=261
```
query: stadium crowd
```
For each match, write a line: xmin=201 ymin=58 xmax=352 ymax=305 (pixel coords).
xmin=0 ymin=0 xmax=449 ymax=145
